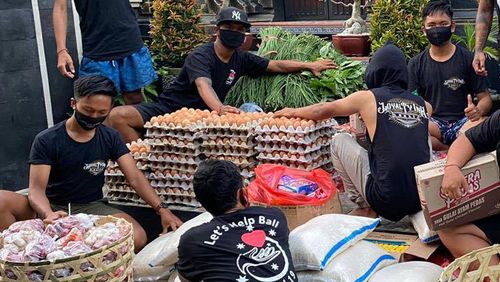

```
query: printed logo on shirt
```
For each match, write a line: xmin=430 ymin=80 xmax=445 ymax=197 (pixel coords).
xmin=377 ymin=98 xmax=429 ymax=128
xmin=443 ymin=77 xmax=465 ymax=91
xmin=83 ymin=160 xmax=106 ymax=176
xmin=204 ymin=215 xmax=296 ymax=282
xmin=226 ymin=69 xmax=236 ymax=85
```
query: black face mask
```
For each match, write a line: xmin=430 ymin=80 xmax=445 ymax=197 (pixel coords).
xmin=74 ymin=109 xmax=106 ymax=130
xmin=425 ymin=26 xmax=452 ymax=46
xmin=219 ymin=29 xmax=245 ymax=49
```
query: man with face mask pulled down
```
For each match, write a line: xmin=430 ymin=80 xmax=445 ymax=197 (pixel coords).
xmin=0 ymin=75 xmax=183 ymax=252
xmin=108 ymin=7 xmax=336 ymax=143
xmin=408 ymin=0 xmax=492 ymax=151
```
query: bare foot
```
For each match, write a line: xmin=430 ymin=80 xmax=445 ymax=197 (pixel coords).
xmin=349 ymin=207 xmax=378 ymax=218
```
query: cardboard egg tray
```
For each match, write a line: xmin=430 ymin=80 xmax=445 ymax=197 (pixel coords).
xmin=203 ymin=123 xmax=254 ymax=131
xmin=201 ymin=147 xmax=256 ymax=157
xmin=255 ymin=142 xmax=325 ymax=154
xmin=154 ymin=187 xmax=196 ymax=198
xmin=257 ymin=149 xmax=323 ymax=164
xmin=144 ymin=121 xmax=204 ymax=132
xmin=255 ymin=118 xmax=337 ymax=135
xmin=149 ymin=170 xmax=193 ymax=182
xmin=254 ymin=133 xmax=328 ymax=145
xmin=149 ymin=162 xmax=198 ymax=173
xmin=206 ymin=155 xmax=256 ymax=167
xmin=149 ymin=145 xmax=201 ymax=156
xmin=150 ymin=179 xmax=193 ymax=190
xmin=148 ymin=153 xmax=201 ymax=165
xmin=262 ymin=156 xmax=331 ymax=171
xmin=106 ymin=160 xmax=149 ymax=171
xmin=105 ymin=175 xmax=127 ymax=185
xmin=145 ymin=128 xmax=203 ymax=140
xmin=204 ymin=130 xmax=254 ymax=139
xmin=202 ymin=139 xmax=255 ymax=149
xmin=148 ymin=137 xmax=202 ymax=150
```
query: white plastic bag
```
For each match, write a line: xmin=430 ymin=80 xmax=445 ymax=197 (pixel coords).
xmin=368 ymin=261 xmax=443 ymax=282
xmin=297 ymin=241 xmax=395 ymax=282
xmin=409 ymin=211 xmax=439 ymax=243
xmin=149 ymin=212 xmax=213 ymax=267
xmin=134 ymin=232 xmax=175 ymax=281
xmin=290 ymin=214 xmax=380 ymax=271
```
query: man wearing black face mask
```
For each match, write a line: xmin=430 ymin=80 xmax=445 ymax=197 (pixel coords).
xmin=408 ymin=0 xmax=492 ymax=151
xmin=108 ymin=7 xmax=336 ymax=143
xmin=0 ymin=75 xmax=183 ymax=251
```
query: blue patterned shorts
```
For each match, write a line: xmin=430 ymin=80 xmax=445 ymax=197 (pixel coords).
xmin=430 ymin=116 xmax=468 ymax=145
xmin=79 ymin=46 xmax=157 ymax=93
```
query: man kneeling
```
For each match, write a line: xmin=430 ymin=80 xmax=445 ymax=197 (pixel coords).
xmin=177 ymin=160 xmax=297 ymax=282
xmin=0 ymin=75 xmax=182 ymax=251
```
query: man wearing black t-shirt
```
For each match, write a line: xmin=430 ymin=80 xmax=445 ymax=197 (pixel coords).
xmin=0 ymin=76 xmax=182 ymax=251
xmin=408 ymin=1 xmax=492 ymax=151
xmin=108 ymin=7 xmax=335 ymax=143
xmin=473 ymin=0 xmax=499 ymax=76
xmin=439 ymin=110 xmax=500 ymax=270
xmin=177 ymin=160 xmax=297 ymax=282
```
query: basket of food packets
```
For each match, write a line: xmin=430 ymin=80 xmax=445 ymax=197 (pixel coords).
xmin=440 ymin=244 xmax=500 ymax=282
xmin=0 ymin=214 xmax=134 ymax=282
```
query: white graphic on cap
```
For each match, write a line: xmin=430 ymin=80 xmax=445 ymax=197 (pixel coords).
xmin=232 ymin=10 xmax=241 ymax=20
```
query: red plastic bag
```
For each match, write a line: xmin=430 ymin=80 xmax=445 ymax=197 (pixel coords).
xmin=247 ymin=164 xmax=336 ymax=206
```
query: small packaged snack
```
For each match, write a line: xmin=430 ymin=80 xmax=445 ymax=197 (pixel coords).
xmin=278 ymin=175 xmax=319 ymax=195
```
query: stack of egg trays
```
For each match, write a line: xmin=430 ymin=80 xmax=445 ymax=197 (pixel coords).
xmin=144 ymin=122 xmax=203 ymax=210
xmin=254 ymin=118 xmax=337 ymax=171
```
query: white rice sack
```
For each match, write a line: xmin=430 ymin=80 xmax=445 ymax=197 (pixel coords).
xmin=134 ymin=232 xmax=175 ymax=281
xmin=167 ymin=271 xmax=181 ymax=282
xmin=297 ymin=241 xmax=396 ymax=282
xmin=409 ymin=211 xmax=439 ymax=243
xmin=290 ymin=214 xmax=380 ymax=271
xmin=369 ymin=261 xmax=443 ymax=282
xmin=149 ymin=212 xmax=213 ymax=267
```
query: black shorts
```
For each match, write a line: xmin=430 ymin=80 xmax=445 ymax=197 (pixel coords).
xmin=134 ymin=102 xmax=172 ymax=124
xmin=474 ymin=214 xmax=500 ymax=244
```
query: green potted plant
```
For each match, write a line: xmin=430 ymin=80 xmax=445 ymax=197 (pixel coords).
xmin=370 ymin=0 xmax=429 ymax=60
xmin=149 ymin=0 xmax=208 ymax=90
xmin=330 ymin=0 xmax=371 ymax=56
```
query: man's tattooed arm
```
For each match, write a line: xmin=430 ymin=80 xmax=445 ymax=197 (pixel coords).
xmin=475 ymin=0 xmax=494 ymax=52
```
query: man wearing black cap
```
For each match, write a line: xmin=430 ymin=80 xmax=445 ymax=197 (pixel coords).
xmin=108 ymin=7 xmax=336 ymax=143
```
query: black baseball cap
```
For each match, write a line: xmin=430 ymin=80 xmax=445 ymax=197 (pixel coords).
xmin=215 ymin=7 xmax=251 ymax=28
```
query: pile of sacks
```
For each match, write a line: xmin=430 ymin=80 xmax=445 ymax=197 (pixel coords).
xmin=133 ymin=213 xmax=444 ymax=282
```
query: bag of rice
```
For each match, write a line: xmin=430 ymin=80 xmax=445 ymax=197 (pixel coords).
xmin=290 ymin=214 xmax=380 ymax=271
xmin=409 ymin=211 xmax=439 ymax=243
xmin=134 ymin=232 xmax=175 ymax=281
xmin=297 ymin=241 xmax=395 ymax=282
xmin=149 ymin=212 xmax=213 ymax=267
xmin=368 ymin=261 xmax=443 ymax=282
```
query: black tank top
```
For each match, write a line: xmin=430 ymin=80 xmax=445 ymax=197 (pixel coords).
xmin=365 ymin=87 xmax=430 ymax=221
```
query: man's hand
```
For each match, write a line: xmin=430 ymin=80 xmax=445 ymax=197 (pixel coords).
xmin=309 ymin=59 xmax=336 ymax=77
xmin=43 ymin=210 xmax=68 ymax=224
xmin=274 ymin=107 xmax=297 ymax=118
xmin=464 ymin=94 xmax=482 ymax=122
xmin=159 ymin=209 xmax=183 ymax=235
xmin=441 ymin=166 xmax=467 ymax=200
xmin=473 ymin=50 xmax=487 ymax=77
xmin=218 ymin=105 xmax=240 ymax=115
xmin=57 ymin=50 xmax=75 ymax=78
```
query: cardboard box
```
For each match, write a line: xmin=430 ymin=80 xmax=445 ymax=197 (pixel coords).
xmin=349 ymin=113 xmax=366 ymax=138
xmin=414 ymin=152 xmax=500 ymax=231
xmin=256 ymin=193 xmax=342 ymax=230
xmin=364 ymin=231 xmax=440 ymax=261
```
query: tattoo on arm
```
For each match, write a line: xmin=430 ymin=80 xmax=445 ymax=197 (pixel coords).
xmin=475 ymin=1 xmax=494 ymax=51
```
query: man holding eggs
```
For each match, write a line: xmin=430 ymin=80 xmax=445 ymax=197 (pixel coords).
xmin=107 ymin=7 xmax=336 ymax=143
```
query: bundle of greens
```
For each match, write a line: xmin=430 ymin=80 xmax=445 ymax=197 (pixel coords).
xmin=225 ymin=28 xmax=366 ymax=112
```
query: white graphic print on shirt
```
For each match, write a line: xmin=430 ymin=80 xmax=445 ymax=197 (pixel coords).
xmin=377 ymin=98 xmax=429 ymax=128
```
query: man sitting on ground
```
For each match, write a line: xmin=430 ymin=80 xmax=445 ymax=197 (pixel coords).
xmin=107 ymin=7 xmax=335 ymax=143
xmin=439 ymin=110 xmax=499 ymax=269
xmin=177 ymin=160 xmax=297 ymax=282
xmin=0 ymin=75 xmax=182 ymax=251
xmin=408 ymin=0 xmax=492 ymax=151
xmin=275 ymin=42 xmax=432 ymax=222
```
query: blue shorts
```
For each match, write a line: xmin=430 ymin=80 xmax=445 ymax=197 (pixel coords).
xmin=79 ymin=46 xmax=157 ymax=93
xmin=430 ymin=116 xmax=468 ymax=145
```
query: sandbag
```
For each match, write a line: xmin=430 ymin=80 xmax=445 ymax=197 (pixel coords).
xmin=409 ymin=211 xmax=439 ymax=243
xmin=297 ymin=241 xmax=396 ymax=282
xmin=149 ymin=212 xmax=213 ymax=267
xmin=290 ymin=214 xmax=380 ymax=271
xmin=134 ymin=232 xmax=175 ymax=281
xmin=368 ymin=261 xmax=443 ymax=282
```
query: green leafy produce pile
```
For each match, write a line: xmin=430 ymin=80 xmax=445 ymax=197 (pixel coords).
xmin=225 ymin=27 xmax=366 ymax=112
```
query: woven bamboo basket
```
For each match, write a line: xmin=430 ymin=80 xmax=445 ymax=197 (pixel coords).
xmin=0 ymin=216 xmax=134 ymax=282
xmin=440 ymin=244 xmax=500 ymax=282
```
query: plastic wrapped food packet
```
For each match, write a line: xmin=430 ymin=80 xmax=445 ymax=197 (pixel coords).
xmin=45 ymin=214 xmax=95 ymax=239
xmin=56 ymin=228 xmax=84 ymax=248
xmin=80 ymin=261 xmax=95 ymax=272
xmin=53 ymin=267 xmax=73 ymax=278
xmin=103 ymin=251 xmax=117 ymax=264
xmin=84 ymin=223 xmax=120 ymax=249
xmin=28 ymin=271 xmax=44 ymax=281
xmin=24 ymin=234 xmax=57 ymax=261
xmin=62 ymin=241 xmax=92 ymax=256
xmin=4 ymin=219 xmax=45 ymax=234
xmin=0 ymin=249 xmax=25 ymax=262
xmin=3 ymin=230 xmax=41 ymax=252
xmin=46 ymin=250 xmax=67 ymax=261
